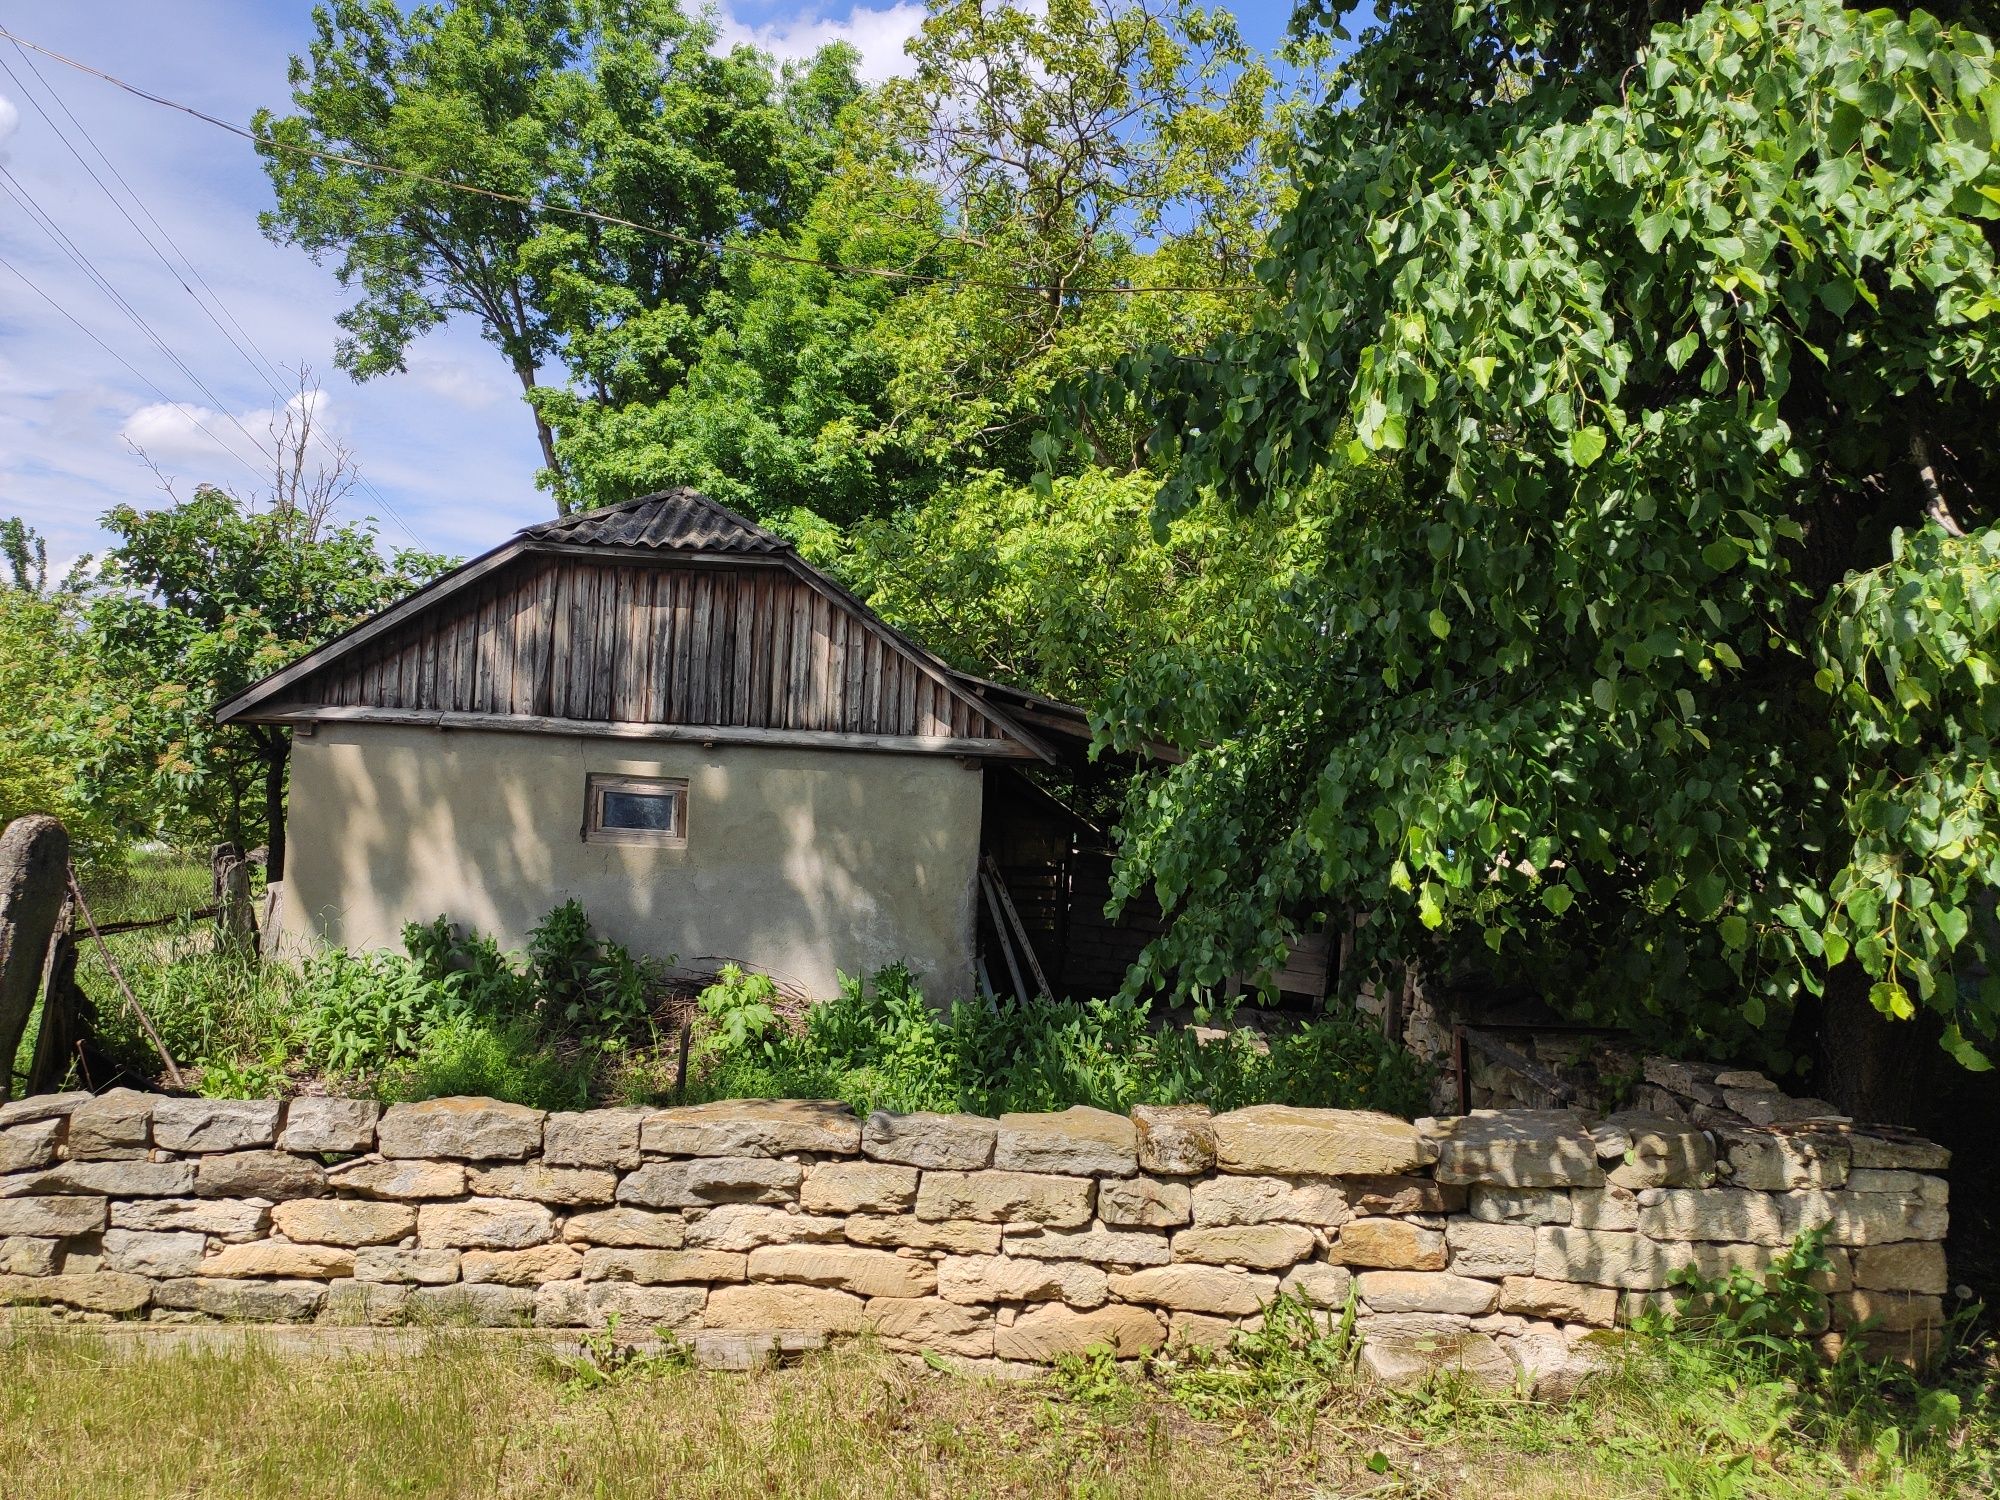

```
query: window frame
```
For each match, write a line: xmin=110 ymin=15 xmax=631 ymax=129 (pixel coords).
xmin=581 ymin=772 xmax=689 ymax=848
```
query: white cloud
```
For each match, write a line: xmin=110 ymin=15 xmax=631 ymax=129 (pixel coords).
xmin=398 ymin=349 xmax=510 ymax=410
xmin=0 ymin=89 xmax=18 ymax=144
xmin=716 ymin=3 xmax=925 ymax=83
xmin=118 ymin=387 xmax=336 ymax=484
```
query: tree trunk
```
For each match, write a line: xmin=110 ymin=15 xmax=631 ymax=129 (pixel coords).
xmin=1811 ymin=960 xmax=1943 ymax=1132
xmin=262 ymin=731 xmax=290 ymax=883
xmin=513 ymin=360 xmax=563 ymax=498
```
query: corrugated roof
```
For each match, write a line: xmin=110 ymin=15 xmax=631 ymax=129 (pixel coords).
xmin=520 ymin=488 xmax=791 ymax=554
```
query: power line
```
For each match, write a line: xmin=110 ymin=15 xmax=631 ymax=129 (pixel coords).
xmin=0 ymin=26 xmax=1261 ymax=300
xmin=0 ymin=39 xmax=428 ymax=549
xmin=0 ymin=249 xmax=276 ymax=494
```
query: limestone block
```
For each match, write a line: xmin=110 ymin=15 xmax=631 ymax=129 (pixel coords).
xmin=65 ymin=1088 xmax=153 ymax=1158
xmin=1430 ymin=1111 xmax=1604 ymax=1188
xmin=1330 ymin=1218 xmax=1446 ymax=1270
xmin=562 ymin=1208 xmax=687 ymax=1248
xmin=1497 ymin=1276 xmax=1618 ymax=1327
xmin=1832 ymin=1289 xmax=1944 ymax=1332
xmin=0 ymin=1195 xmax=106 ymax=1238
xmin=467 ymin=1163 xmax=619 ymax=1207
xmin=1357 ymin=1321 xmax=1513 ymax=1392
xmin=581 ymin=1248 xmax=747 ymax=1284
xmin=1466 ymin=1186 xmax=1571 ymax=1225
xmin=1727 ymin=1092 xmax=1844 ymax=1127
xmin=1170 ymin=1224 xmax=1317 ymax=1271
xmin=0 ymin=1091 xmax=88 ymax=1129
xmin=993 ymin=1107 xmax=1137 ymax=1177
xmin=844 ymin=1214 xmax=1000 ymax=1255
xmin=1190 ymin=1174 xmax=1351 ymax=1229
xmin=1570 ymin=1188 xmax=1639 ymax=1232
xmin=1531 ymin=1227 xmax=1781 ymax=1290
xmin=270 ymin=1200 xmax=417 ymax=1247
xmin=1846 ymin=1133 xmax=1950 ymax=1172
xmin=799 ymin=1161 xmax=919 ymax=1215
xmin=326 ymin=1157 xmax=466 ymax=1200
xmin=1721 ymin=1130 xmax=1850 ymax=1190
xmin=354 ymin=1247 xmax=461 ymax=1285
xmin=1213 ymin=1106 xmax=1426 ymax=1177
xmin=937 ymin=1253 xmax=1108 ymax=1308
xmin=1847 ymin=1169 xmax=1948 ymax=1203
xmin=153 ymin=1276 xmax=326 ymax=1321
xmin=460 ymin=1245 xmax=585 ymax=1286
xmin=618 ymin=1158 xmax=802 ymax=1210
xmin=0 ymin=1120 xmax=61 ymax=1174
xmin=1505 ymin=1329 xmax=1619 ymax=1398
xmin=1638 ymin=1188 xmax=1786 ymax=1244
xmin=702 ymin=1282 xmax=867 ymax=1333
xmin=748 ymin=1243 xmax=936 ymax=1299
xmin=1169 ymin=1311 xmax=1254 ymax=1349
xmin=542 ymin=1107 xmax=648 ymax=1170
xmin=1002 ymin=1222 xmax=1171 ymax=1267
xmin=63 ymin=1243 xmax=105 ymax=1274
xmin=1853 ymin=1242 xmax=1948 ymax=1295
xmin=278 ymin=1097 xmax=380 ymax=1156
xmin=681 ymin=1204 xmax=845 ymax=1251
xmin=111 ymin=1198 xmax=267 ymax=1241
xmin=861 ymin=1110 xmax=995 ymax=1170
xmin=1097 ymin=1177 xmax=1192 ymax=1229
xmin=377 ymin=1097 xmax=543 ymax=1161
xmin=533 ymin=1281 xmax=588 ymax=1327
xmin=1782 ymin=1188 xmax=1948 ymax=1246
xmin=410 ymin=1284 xmax=536 ymax=1326
xmin=1343 ymin=1175 xmax=1463 ymax=1216
xmin=101 ymin=1229 xmax=205 ymax=1278
xmin=416 ymin=1198 xmax=558 ymax=1250
xmin=1444 ymin=1221 xmax=1536 ymax=1277
xmin=323 ymin=1281 xmax=410 ymax=1326
xmin=1592 ymin=1112 xmax=1715 ymax=1189
xmin=194 ymin=1151 xmax=326 ymax=1201
xmin=0 ymin=1235 xmax=60 ymax=1276
xmin=642 ymin=1099 xmax=860 ymax=1158
xmin=201 ymin=1243 xmax=356 ymax=1279
xmin=0 ymin=1270 xmax=151 ymax=1312
xmin=1279 ymin=1260 xmax=1354 ymax=1309
xmin=866 ymin=1296 xmax=994 ymax=1356
xmin=1131 ymin=1104 xmax=1216 ymax=1175
xmin=3 ymin=1160 xmax=194 ymax=1197
xmin=576 ymin=1282 xmax=707 ymax=1330
xmin=914 ymin=1170 xmax=1093 ymax=1227
xmin=992 ymin=1302 xmax=1166 ymax=1361
xmin=152 ymin=1098 xmax=282 ymax=1153
xmin=1107 ymin=1264 xmax=1277 ymax=1317
xmin=1357 ymin=1271 xmax=1499 ymax=1316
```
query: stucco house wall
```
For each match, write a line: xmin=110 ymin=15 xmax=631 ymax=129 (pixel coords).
xmin=279 ymin=722 xmax=985 ymax=998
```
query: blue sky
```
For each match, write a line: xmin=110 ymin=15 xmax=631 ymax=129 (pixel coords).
xmin=0 ymin=1 xmax=1311 ymax=567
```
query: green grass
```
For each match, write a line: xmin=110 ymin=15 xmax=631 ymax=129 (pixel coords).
xmin=0 ymin=1317 xmax=1991 ymax=1500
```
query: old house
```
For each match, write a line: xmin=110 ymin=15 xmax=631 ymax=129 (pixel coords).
xmin=216 ymin=490 xmax=1180 ymax=1000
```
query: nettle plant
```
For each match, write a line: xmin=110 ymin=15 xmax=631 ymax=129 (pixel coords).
xmin=1065 ymin=0 xmax=2000 ymax=1071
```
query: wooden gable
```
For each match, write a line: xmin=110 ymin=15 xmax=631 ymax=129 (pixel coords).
xmin=219 ymin=497 xmax=1051 ymax=762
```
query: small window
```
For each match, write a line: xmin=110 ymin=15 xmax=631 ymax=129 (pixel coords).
xmin=583 ymin=773 xmax=688 ymax=846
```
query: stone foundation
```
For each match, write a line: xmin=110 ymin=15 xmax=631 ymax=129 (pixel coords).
xmin=0 ymin=1091 xmax=1951 ymax=1387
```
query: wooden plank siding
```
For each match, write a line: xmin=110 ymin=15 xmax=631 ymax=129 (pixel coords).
xmin=288 ymin=554 xmax=1017 ymax=744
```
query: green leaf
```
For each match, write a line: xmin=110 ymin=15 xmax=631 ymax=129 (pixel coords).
xmin=1869 ymin=982 xmax=1916 ymax=1022
xmin=1427 ymin=608 xmax=1450 ymax=640
xmin=1567 ymin=426 xmax=1608 ymax=469
xmin=1466 ymin=355 xmax=1497 ymax=389
xmin=1720 ymin=913 xmax=1749 ymax=949
xmin=1541 ymin=885 xmax=1574 ymax=915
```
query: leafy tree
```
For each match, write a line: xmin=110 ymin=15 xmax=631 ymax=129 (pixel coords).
xmin=257 ymin=0 xmax=859 ymax=490
xmin=1079 ymin=0 xmax=2000 ymax=1111
xmin=71 ymin=488 xmax=449 ymax=878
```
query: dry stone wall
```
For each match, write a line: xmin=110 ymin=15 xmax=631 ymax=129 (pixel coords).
xmin=0 ymin=1091 xmax=1952 ymax=1387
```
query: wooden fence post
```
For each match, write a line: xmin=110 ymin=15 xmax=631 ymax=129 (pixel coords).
xmin=212 ymin=845 xmax=258 ymax=956
xmin=0 ymin=815 xmax=69 ymax=1103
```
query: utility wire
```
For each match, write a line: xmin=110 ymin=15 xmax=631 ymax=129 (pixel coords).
xmin=0 ymin=249 xmax=276 ymax=494
xmin=1 ymin=39 xmax=428 ymax=549
xmin=0 ymin=26 xmax=1261 ymax=300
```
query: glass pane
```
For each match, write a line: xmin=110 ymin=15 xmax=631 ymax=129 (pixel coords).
xmin=600 ymin=788 xmax=677 ymax=832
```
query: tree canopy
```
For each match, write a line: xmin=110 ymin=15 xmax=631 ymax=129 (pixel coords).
xmin=1076 ymin=0 xmax=2000 ymax=1088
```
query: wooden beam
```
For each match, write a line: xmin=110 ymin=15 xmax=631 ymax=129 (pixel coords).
xmin=980 ymin=872 xmax=1029 ymax=1001
xmin=983 ymin=854 xmax=1052 ymax=998
xmin=244 ymin=704 xmax=1044 ymax=759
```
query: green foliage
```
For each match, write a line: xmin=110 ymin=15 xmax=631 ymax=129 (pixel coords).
xmin=552 ymin=1317 xmax=697 ymax=1396
xmin=292 ymin=948 xmax=464 ymax=1076
xmin=695 ymin=964 xmax=781 ymax=1061
xmin=1077 ymin=0 xmax=2000 ymax=1066
xmin=691 ymin=962 xmax=1431 ymax=1117
xmin=64 ymin=486 xmax=447 ymax=863
xmin=257 ymin=0 xmax=862 ymax=485
xmin=376 ymin=1012 xmax=595 ymax=1112
xmin=525 ymin=899 xmax=656 ymax=1047
xmin=1156 ymin=1290 xmax=1360 ymax=1423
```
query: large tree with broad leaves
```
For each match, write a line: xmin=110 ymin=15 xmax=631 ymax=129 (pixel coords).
xmin=1075 ymin=0 xmax=2000 ymax=1118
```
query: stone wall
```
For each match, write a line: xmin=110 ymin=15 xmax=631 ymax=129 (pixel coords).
xmin=0 ymin=1091 xmax=1952 ymax=1387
